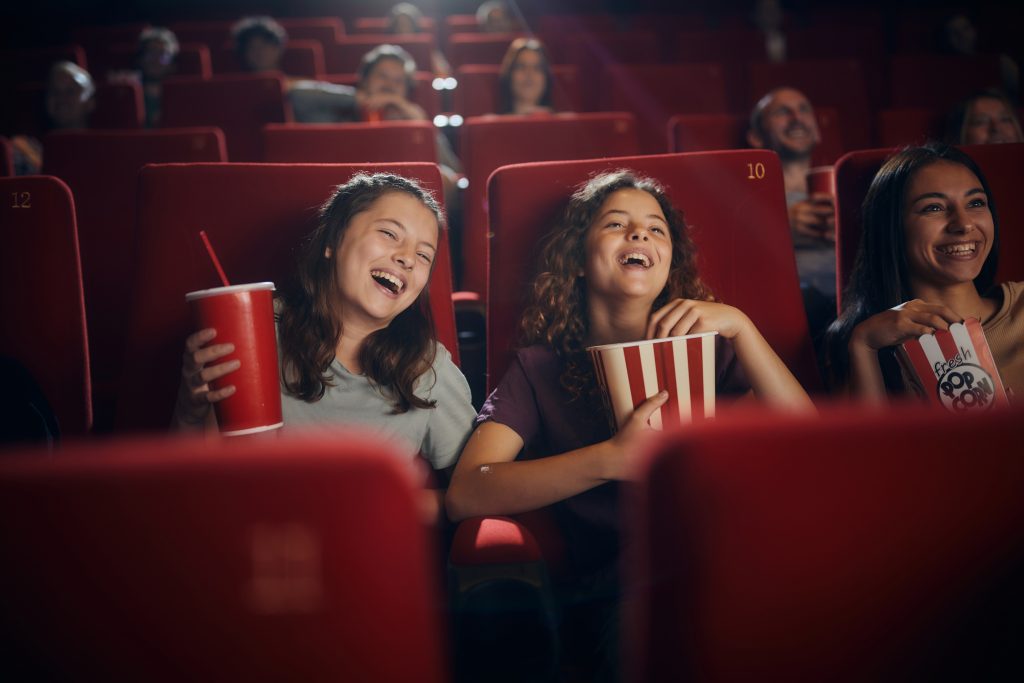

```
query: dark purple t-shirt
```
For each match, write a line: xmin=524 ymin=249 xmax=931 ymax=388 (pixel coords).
xmin=477 ymin=338 xmax=749 ymax=576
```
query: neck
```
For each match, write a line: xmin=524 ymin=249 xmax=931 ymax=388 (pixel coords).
xmin=782 ymin=156 xmax=812 ymax=195
xmin=334 ymin=316 xmax=384 ymax=375
xmin=587 ymin=294 xmax=653 ymax=346
xmin=910 ymin=280 xmax=997 ymax=323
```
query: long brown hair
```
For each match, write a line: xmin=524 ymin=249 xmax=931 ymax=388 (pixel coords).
xmin=277 ymin=173 xmax=445 ymax=412
xmin=497 ymin=38 xmax=554 ymax=114
xmin=520 ymin=170 xmax=713 ymax=401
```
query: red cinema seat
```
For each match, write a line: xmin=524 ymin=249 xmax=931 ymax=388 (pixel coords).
xmin=1 ymin=45 xmax=88 ymax=86
xmin=536 ymin=13 xmax=619 ymax=34
xmin=0 ymin=432 xmax=447 ymax=682
xmin=42 ymin=128 xmax=227 ymax=431
xmin=877 ymin=107 xmax=945 ymax=148
xmin=0 ymin=175 xmax=91 ymax=435
xmin=445 ymin=33 xmax=525 ymax=69
xmin=0 ymin=137 xmax=12 ymax=176
xmin=748 ymin=58 xmax=872 ymax=150
xmin=208 ymin=41 xmax=325 ymax=79
xmin=353 ymin=16 xmax=436 ymax=35
xmin=833 ymin=143 xmax=1024 ymax=312
xmin=90 ymin=42 xmax=212 ymax=80
xmin=556 ymin=31 xmax=662 ymax=111
xmin=443 ymin=14 xmax=479 ymax=37
xmin=10 ymin=82 xmax=145 ymax=137
xmin=277 ymin=16 xmax=346 ymax=43
xmin=324 ymin=35 xmax=434 ymax=75
xmin=453 ymin=64 xmax=582 ymax=117
xmin=889 ymin=55 xmax=1005 ymax=110
xmin=167 ymin=20 xmax=234 ymax=48
xmin=669 ymin=108 xmax=844 ymax=165
xmin=116 ymin=162 xmax=458 ymax=432
xmin=72 ymin=23 xmax=150 ymax=55
xmin=625 ymin=405 xmax=1024 ymax=681
xmin=322 ymin=72 xmax=442 ymax=118
xmin=460 ymin=112 xmax=639 ymax=296
xmin=602 ymin=63 xmax=729 ymax=154
xmin=263 ymin=121 xmax=438 ymax=163
xmin=486 ymin=150 xmax=821 ymax=394
xmin=160 ymin=74 xmax=291 ymax=161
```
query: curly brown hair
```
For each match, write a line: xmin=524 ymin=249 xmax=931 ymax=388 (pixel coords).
xmin=520 ymin=170 xmax=713 ymax=402
xmin=277 ymin=173 xmax=445 ymax=413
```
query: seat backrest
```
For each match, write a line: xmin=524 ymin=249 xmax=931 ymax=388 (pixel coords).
xmin=323 ymin=35 xmax=434 ymax=75
xmin=8 ymin=81 xmax=145 ymax=138
xmin=460 ymin=112 xmax=640 ymax=295
xmin=42 ymin=128 xmax=227 ymax=429
xmin=445 ymin=32 xmax=526 ymax=69
xmin=353 ymin=16 xmax=436 ymax=34
xmin=160 ymin=74 xmax=291 ymax=161
xmin=833 ymin=143 xmax=1024 ymax=311
xmin=486 ymin=150 xmax=821 ymax=394
xmin=748 ymin=58 xmax=871 ymax=150
xmin=1 ymin=45 xmax=88 ymax=86
xmin=453 ymin=64 xmax=581 ymax=117
xmin=90 ymin=43 xmax=213 ymax=79
xmin=209 ymin=41 xmax=325 ymax=79
xmin=263 ymin=121 xmax=438 ymax=163
xmin=889 ymin=54 xmax=1004 ymax=110
xmin=277 ymin=16 xmax=346 ymax=43
xmin=626 ymin=404 xmax=1024 ymax=681
xmin=0 ymin=136 xmax=12 ymax=176
xmin=602 ymin=63 xmax=729 ymax=154
xmin=555 ymin=31 xmax=662 ymax=111
xmin=0 ymin=175 xmax=91 ymax=434
xmin=0 ymin=432 xmax=446 ymax=682
xmin=877 ymin=107 xmax=945 ymax=148
xmin=167 ymin=20 xmax=234 ymax=48
xmin=116 ymin=162 xmax=458 ymax=432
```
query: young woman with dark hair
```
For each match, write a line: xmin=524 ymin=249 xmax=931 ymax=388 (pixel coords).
xmin=174 ymin=173 xmax=475 ymax=478
xmin=825 ymin=142 xmax=1023 ymax=401
xmin=496 ymin=38 xmax=554 ymax=115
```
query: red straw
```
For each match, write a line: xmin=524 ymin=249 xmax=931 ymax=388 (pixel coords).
xmin=199 ymin=230 xmax=230 ymax=287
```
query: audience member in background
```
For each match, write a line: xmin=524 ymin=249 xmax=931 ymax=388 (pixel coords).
xmin=174 ymin=173 xmax=475 ymax=519
xmin=388 ymin=2 xmax=451 ymax=76
xmin=232 ymin=15 xmax=288 ymax=74
xmin=946 ymin=89 xmax=1023 ymax=145
xmin=496 ymin=38 xmax=553 ymax=115
xmin=11 ymin=61 xmax=95 ymax=175
xmin=825 ymin=143 xmax=1022 ymax=402
xmin=446 ymin=170 xmax=812 ymax=680
xmin=938 ymin=11 xmax=1018 ymax=102
xmin=109 ymin=27 xmax=179 ymax=127
xmin=476 ymin=1 xmax=523 ymax=33
xmin=752 ymin=0 xmax=787 ymax=63
xmin=748 ymin=86 xmax=836 ymax=338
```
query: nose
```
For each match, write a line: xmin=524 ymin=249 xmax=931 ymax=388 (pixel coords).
xmin=947 ymin=203 xmax=975 ymax=233
xmin=393 ymin=248 xmax=415 ymax=269
xmin=627 ymin=224 xmax=649 ymax=241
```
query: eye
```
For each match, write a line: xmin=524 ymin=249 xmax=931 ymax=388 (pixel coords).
xmin=417 ymin=252 xmax=433 ymax=264
xmin=649 ymin=225 xmax=666 ymax=235
xmin=606 ymin=221 xmax=624 ymax=229
xmin=968 ymin=197 xmax=987 ymax=208
xmin=378 ymin=228 xmax=397 ymax=240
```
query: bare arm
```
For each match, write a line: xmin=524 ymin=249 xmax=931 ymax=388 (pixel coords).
xmin=445 ymin=393 xmax=668 ymax=522
xmin=647 ymin=299 xmax=813 ymax=411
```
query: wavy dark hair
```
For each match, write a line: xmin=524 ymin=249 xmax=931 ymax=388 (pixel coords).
xmin=497 ymin=38 xmax=553 ymax=114
xmin=520 ymin=170 xmax=713 ymax=402
xmin=825 ymin=142 xmax=1000 ymax=391
xmin=277 ymin=173 xmax=445 ymax=413
xmin=944 ymin=88 xmax=1023 ymax=144
xmin=357 ymin=44 xmax=417 ymax=96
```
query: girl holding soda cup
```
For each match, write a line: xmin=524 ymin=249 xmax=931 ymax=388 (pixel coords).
xmin=174 ymin=174 xmax=476 ymax=491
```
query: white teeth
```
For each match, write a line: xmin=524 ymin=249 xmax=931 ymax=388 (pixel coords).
xmin=938 ymin=243 xmax=976 ymax=256
xmin=371 ymin=270 xmax=403 ymax=292
xmin=619 ymin=252 xmax=651 ymax=267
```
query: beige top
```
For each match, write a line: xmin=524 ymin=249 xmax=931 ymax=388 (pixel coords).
xmin=985 ymin=281 xmax=1024 ymax=402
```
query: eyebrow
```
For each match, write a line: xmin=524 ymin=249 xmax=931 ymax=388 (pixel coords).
xmin=377 ymin=217 xmax=437 ymax=251
xmin=598 ymin=209 xmax=668 ymax=223
xmin=910 ymin=187 xmax=986 ymax=204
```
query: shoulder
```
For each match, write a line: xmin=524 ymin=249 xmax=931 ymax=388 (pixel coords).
xmin=512 ymin=345 xmax=562 ymax=375
xmin=415 ymin=342 xmax=470 ymax=398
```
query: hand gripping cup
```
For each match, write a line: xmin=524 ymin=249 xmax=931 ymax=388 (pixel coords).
xmin=185 ymin=282 xmax=283 ymax=436
xmin=806 ymin=165 xmax=836 ymax=198
xmin=588 ymin=332 xmax=717 ymax=432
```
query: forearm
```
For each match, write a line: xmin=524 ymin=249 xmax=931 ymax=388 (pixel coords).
xmin=446 ymin=440 xmax=615 ymax=522
xmin=732 ymin=324 xmax=814 ymax=411
xmin=846 ymin=340 xmax=889 ymax=405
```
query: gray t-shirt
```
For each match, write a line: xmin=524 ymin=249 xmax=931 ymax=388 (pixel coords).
xmin=288 ymin=80 xmax=359 ymax=123
xmin=280 ymin=344 xmax=474 ymax=470
xmin=787 ymin=188 xmax=836 ymax=298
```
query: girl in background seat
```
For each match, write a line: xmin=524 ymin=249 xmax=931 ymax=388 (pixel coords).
xmin=496 ymin=38 xmax=554 ymax=115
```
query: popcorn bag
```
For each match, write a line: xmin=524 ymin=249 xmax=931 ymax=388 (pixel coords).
xmin=896 ymin=318 xmax=1009 ymax=413
xmin=588 ymin=332 xmax=717 ymax=432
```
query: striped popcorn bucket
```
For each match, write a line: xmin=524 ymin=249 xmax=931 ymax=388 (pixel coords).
xmin=587 ymin=332 xmax=717 ymax=432
xmin=896 ymin=318 xmax=1009 ymax=412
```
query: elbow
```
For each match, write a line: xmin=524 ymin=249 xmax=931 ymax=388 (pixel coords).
xmin=444 ymin=485 xmax=473 ymax=523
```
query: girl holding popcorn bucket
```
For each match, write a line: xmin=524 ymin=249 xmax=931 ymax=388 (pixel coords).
xmin=826 ymin=143 xmax=1023 ymax=404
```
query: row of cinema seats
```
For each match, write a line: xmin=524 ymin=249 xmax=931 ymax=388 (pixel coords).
xmin=1 ymin=405 xmax=1021 ymax=679
xmin=4 ymin=140 xmax=1024 ymax=435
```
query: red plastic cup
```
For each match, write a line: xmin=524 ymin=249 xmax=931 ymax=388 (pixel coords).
xmin=588 ymin=332 xmax=717 ymax=432
xmin=185 ymin=282 xmax=283 ymax=436
xmin=807 ymin=165 xmax=836 ymax=198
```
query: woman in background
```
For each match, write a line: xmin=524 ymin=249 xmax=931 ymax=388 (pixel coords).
xmin=496 ymin=38 xmax=554 ymax=115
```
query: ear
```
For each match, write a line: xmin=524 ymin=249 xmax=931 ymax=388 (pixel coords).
xmin=324 ymin=247 xmax=332 ymax=259
xmin=746 ymin=128 xmax=763 ymax=149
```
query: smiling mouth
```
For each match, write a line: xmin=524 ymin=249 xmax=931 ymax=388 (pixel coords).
xmin=936 ymin=242 xmax=979 ymax=258
xmin=618 ymin=252 xmax=652 ymax=268
xmin=371 ymin=270 xmax=405 ymax=294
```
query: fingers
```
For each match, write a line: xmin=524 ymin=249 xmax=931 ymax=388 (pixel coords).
xmin=629 ymin=391 xmax=669 ymax=428
xmin=191 ymin=342 xmax=236 ymax=369
xmin=185 ymin=327 xmax=217 ymax=353
xmin=647 ymin=299 xmax=692 ymax=338
xmin=194 ymin=358 xmax=241 ymax=387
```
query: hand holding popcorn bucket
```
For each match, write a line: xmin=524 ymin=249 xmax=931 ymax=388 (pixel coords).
xmin=588 ymin=332 xmax=717 ymax=432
